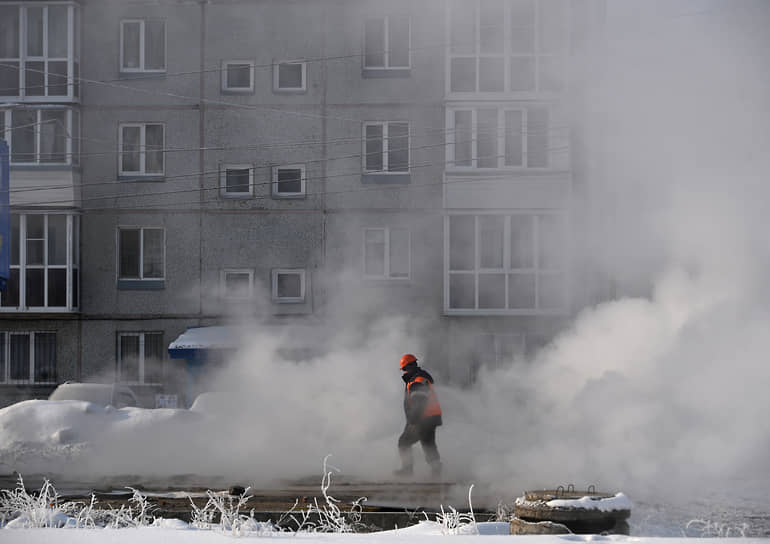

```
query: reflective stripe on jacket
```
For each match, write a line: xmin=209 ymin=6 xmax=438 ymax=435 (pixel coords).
xmin=403 ymin=367 xmax=442 ymax=426
xmin=407 ymin=376 xmax=442 ymax=418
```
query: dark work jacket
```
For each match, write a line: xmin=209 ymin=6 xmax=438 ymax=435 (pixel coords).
xmin=402 ymin=366 xmax=443 ymax=427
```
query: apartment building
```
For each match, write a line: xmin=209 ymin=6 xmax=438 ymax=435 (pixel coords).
xmin=0 ymin=0 xmax=603 ymax=407
xmin=0 ymin=1 xmax=82 ymax=405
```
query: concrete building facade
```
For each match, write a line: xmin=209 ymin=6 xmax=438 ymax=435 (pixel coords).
xmin=0 ymin=0 xmax=604 ymax=408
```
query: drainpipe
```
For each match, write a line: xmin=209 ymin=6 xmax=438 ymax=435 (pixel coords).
xmin=198 ymin=0 xmax=207 ymax=322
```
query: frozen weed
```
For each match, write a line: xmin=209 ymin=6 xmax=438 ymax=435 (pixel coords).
xmin=685 ymin=518 xmax=749 ymax=537
xmin=106 ymin=487 xmax=157 ymax=528
xmin=0 ymin=474 xmax=159 ymax=529
xmin=0 ymin=474 xmax=68 ymax=528
xmin=0 ymin=474 xmax=99 ymax=528
xmin=189 ymin=487 xmax=274 ymax=536
xmin=278 ymin=455 xmax=367 ymax=533
xmin=495 ymin=499 xmax=515 ymax=521
xmin=435 ymin=484 xmax=477 ymax=535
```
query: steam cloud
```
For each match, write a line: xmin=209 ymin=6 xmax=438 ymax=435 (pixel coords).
xmin=3 ymin=0 xmax=769 ymax=512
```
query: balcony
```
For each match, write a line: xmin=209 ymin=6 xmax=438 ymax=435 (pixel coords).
xmin=0 ymin=3 xmax=81 ymax=103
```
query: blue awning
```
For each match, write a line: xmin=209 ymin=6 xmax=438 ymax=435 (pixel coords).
xmin=168 ymin=326 xmax=241 ymax=359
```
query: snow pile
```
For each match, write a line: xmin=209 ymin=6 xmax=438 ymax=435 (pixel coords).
xmin=0 ymin=399 xmax=206 ymax=478
xmin=546 ymin=493 xmax=633 ymax=512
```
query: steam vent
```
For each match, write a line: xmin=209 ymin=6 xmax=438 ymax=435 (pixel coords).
xmin=510 ymin=486 xmax=632 ymax=535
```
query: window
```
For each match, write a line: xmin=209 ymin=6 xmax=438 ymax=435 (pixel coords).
xmin=272 ymin=269 xmax=306 ymax=303
xmin=120 ymin=19 xmax=165 ymax=73
xmin=364 ymin=16 xmax=410 ymax=69
xmin=220 ymin=164 xmax=253 ymax=197
xmin=220 ymin=269 xmax=254 ymax=300
xmin=273 ymin=61 xmax=306 ymax=92
xmin=364 ymin=228 xmax=410 ymax=279
xmin=0 ymin=332 xmax=56 ymax=384
xmin=117 ymin=332 xmax=163 ymax=384
xmin=1 ymin=108 xmax=80 ymax=165
xmin=118 ymin=227 xmax=164 ymax=281
xmin=0 ymin=3 xmax=80 ymax=100
xmin=119 ymin=123 xmax=164 ymax=176
xmin=221 ymin=60 xmax=254 ymax=92
xmin=446 ymin=213 xmax=567 ymax=313
xmin=448 ymin=0 xmax=567 ymax=93
xmin=363 ymin=122 xmax=409 ymax=172
xmin=447 ymin=107 xmax=550 ymax=169
xmin=0 ymin=214 xmax=79 ymax=312
xmin=272 ymin=164 xmax=306 ymax=197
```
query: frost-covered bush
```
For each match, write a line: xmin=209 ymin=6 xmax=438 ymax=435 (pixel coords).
xmin=685 ymin=518 xmax=748 ymax=538
xmin=433 ymin=484 xmax=478 ymax=535
xmin=190 ymin=487 xmax=274 ymax=536
xmin=0 ymin=474 xmax=156 ymax=529
xmin=276 ymin=455 xmax=368 ymax=533
xmin=0 ymin=475 xmax=70 ymax=528
xmin=2 ymin=464 xmax=476 ymax=536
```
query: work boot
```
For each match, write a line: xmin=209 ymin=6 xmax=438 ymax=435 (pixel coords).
xmin=393 ymin=465 xmax=413 ymax=477
xmin=395 ymin=448 xmax=414 ymax=477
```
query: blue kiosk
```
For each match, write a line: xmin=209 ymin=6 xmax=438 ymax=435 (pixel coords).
xmin=167 ymin=326 xmax=240 ymax=406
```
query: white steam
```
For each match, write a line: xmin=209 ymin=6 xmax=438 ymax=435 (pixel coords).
xmin=4 ymin=1 xmax=770 ymax=510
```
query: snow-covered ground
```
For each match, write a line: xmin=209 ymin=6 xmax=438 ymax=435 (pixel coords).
xmin=3 ymin=523 xmax=770 ymax=544
xmin=2 ymin=399 xmax=770 ymax=539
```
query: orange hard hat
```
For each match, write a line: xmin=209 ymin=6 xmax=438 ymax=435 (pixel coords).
xmin=400 ymin=353 xmax=418 ymax=369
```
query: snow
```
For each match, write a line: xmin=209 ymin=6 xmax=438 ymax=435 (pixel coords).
xmin=168 ymin=326 xmax=241 ymax=350
xmin=544 ymin=493 xmax=633 ymax=512
xmin=0 ymin=385 xmax=766 ymax=542
xmin=2 ymin=524 xmax=769 ymax=544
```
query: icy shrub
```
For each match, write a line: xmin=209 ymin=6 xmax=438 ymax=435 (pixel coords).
xmin=685 ymin=518 xmax=749 ymax=537
xmin=104 ymin=487 xmax=158 ymax=528
xmin=189 ymin=487 xmax=273 ymax=536
xmin=0 ymin=475 xmax=69 ymax=528
xmin=277 ymin=455 xmax=368 ymax=533
xmin=433 ymin=484 xmax=478 ymax=535
xmin=0 ymin=474 xmax=158 ymax=529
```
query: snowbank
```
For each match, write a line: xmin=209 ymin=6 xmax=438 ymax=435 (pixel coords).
xmin=546 ymin=493 xmax=633 ymax=512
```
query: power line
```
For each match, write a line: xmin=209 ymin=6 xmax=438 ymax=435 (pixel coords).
xmin=0 ymin=17 xmax=557 ymax=94
xmin=7 ymin=145 xmax=571 ymax=209
xmin=3 ymin=121 xmax=568 ymax=194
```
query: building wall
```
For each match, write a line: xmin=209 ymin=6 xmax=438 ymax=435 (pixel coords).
xmin=0 ymin=0 xmax=600 ymax=406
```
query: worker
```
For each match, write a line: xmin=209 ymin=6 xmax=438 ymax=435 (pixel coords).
xmin=395 ymin=353 xmax=443 ymax=477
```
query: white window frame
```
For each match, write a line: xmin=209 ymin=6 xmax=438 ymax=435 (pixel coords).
xmin=444 ymin=213 xmax=568 ymax=315
xmin=117 ymin=226 xmax=166 ymax=281
xmin=362 ymin=121 xmax=410 ymax=173
xmin=0 ymin=3 xmax=80 ymax=100
xmin=445 ymin=0 xmax=568 ymax=95
xmin=363 ymin=227 xmax=411 ymax=280
xmin=220 ymin=163 xmax=254 ymax=198
xmin=221 ymin=60 xmax=254 ymax=92
xmin=446 ymin=107 xmax=550 ymax=170
xmin=271 ymin=164 xmax=306 ymax=197
xmin=0 ymin=213 xmax=79 ymax=312
xmin=117 ymin=331 xmax=164 ymax=385
xmin=2 ymin=107 xmax=78 ymax=165
xmin=363 ymin=16 xmax=411 ymax=69
xmin=0 ymin=331 xmax=57 ymax=384
xmin=273 ymin=60 xmax=307 ymax=92
xmin=220 ymin=269 xmax=254 ymax=300
xmin=120 ymin=19 xmax=166 ymax=73
xmin=271 ymin=268 xmax=306 ymax=303
xmin=118 ymin=122 xmax=165 ymax=176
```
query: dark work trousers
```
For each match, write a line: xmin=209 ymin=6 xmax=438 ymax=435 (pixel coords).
xmin=398 ymin=422 xmax=441 ymax=469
